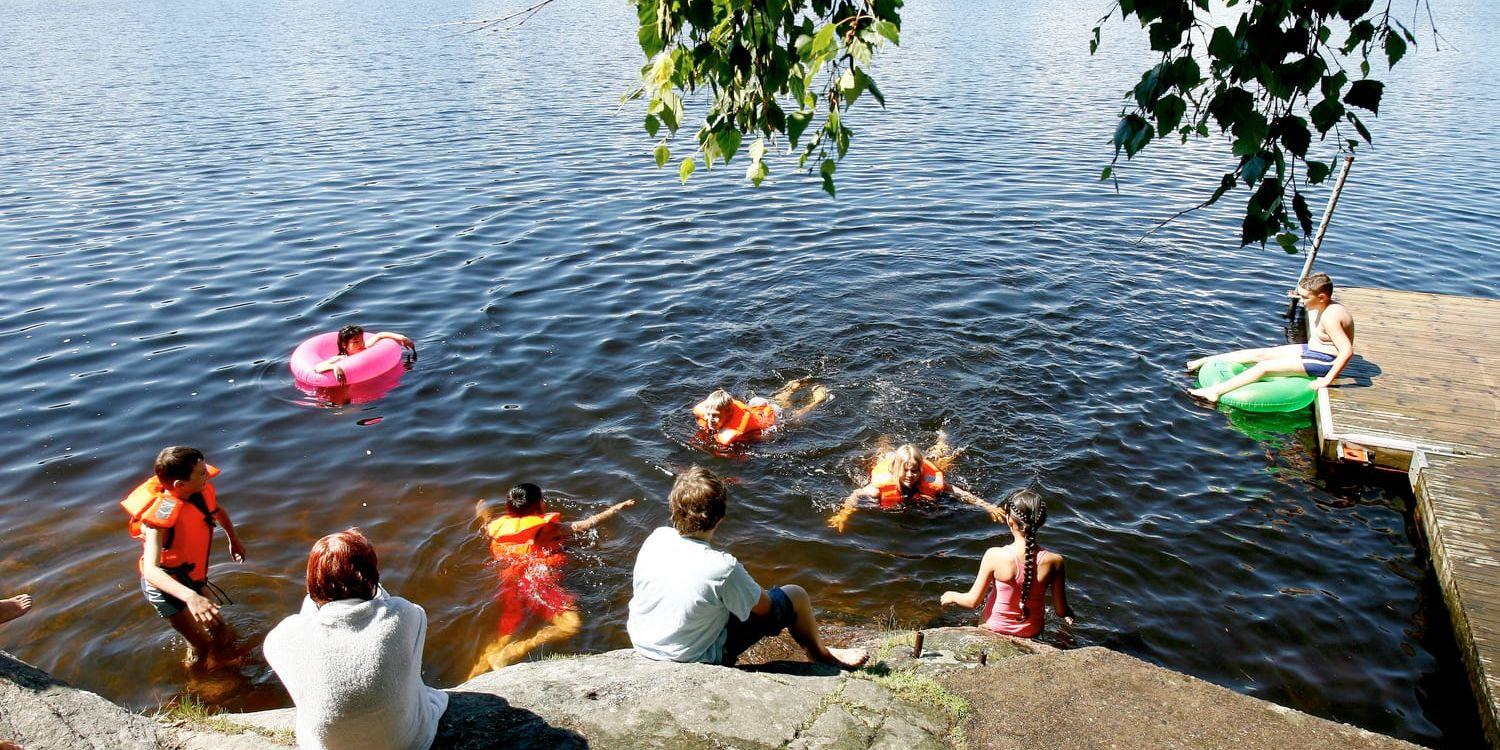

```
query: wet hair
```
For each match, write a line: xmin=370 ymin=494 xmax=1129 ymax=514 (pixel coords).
xmin=670 ymin=466 xmax=726 ymax=535
xmin=892 ymin=444 xmax=924 ymax=493
xmin=306 ymin=528 xmax=380 ymax=605
xmin=336 ymin=324 xmax=365 ymax=355
xmin=702 ymin=390 xmax=734 ymax=419
xmin=154 ymin=446 xmax=205 ymax=484
xmin=1298 ymin=272 xmax=1334 ymax=298
xmin=507 ymin=482 xmax=544 ymax=515
xmin=1005 ymin=489 xmax=1048 ymax=620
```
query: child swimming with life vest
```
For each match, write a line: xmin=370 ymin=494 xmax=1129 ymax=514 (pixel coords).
xmin=314 ymin=324 xmax=416 ymax=385
xmin=469 ymin=484 xmax=635 ymax=678
xmin=939 ymin=489 xmax=1073 ymax=638
xmin=828 ymin=432 xmax=1008 ymax=533
xmin=692 ymin=378 xmax=830 ymax=446
xmin=120 ymin=447 xmax=246 ymax=668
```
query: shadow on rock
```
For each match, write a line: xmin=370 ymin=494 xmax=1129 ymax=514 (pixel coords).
xmin=434 ymin=690 xmax=589 ymax=749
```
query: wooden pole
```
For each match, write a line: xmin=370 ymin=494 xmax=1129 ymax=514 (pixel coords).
xmin=1286 ymin=155 xmax=1356 ymax=319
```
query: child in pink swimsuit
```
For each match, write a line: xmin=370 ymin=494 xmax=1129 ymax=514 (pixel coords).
xmin=940 ymin=489 xmax=1073 ymax=638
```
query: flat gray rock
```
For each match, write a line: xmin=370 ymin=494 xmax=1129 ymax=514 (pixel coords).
xmin=0 ymin=650 xmax=161 ymax=750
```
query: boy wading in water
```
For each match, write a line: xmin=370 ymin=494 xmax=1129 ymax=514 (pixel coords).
xmin=1187 ymin=272 xmax=1355 ymax=404
xmin=628 ymin=466 xmax=867 ymax=669
xmin=121 ymin=447 xmax=246 ymax=668
xmin=692 ymin=378 xmax=829 ymax=446
xmin=471 ymin=484 xmax=634 ymax=677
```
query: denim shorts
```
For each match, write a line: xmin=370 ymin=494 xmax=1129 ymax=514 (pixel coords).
xmin=720 ymin=586 xmax=796 ymax=666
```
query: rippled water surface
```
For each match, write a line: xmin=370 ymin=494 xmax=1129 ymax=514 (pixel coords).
xmin=2 ymin=0 xmax=1498 ymax=745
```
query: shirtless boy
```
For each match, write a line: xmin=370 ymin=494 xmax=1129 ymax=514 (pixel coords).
xmin=1187 ymin=273 xmax=1354 ymax=404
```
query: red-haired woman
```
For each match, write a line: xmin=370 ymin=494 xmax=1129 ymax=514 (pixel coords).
xmin=264 ymin=529 xmax=448 ymax=750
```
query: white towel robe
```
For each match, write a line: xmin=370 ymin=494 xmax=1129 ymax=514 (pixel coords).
xmin=264 ymin=588 xmax=449 ymax=750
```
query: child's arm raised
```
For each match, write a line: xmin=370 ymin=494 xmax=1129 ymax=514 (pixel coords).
xmin=949 ymin=486 xmax=1007 ymax=523
xmin=940 ymin=548 xmax=1002 ymax=609
xmin=568 ymin=499 xmax=636 ymax=534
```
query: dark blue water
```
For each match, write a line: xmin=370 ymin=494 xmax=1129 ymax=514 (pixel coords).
xmin=1 ymin=0 xmax=1496 ymax=745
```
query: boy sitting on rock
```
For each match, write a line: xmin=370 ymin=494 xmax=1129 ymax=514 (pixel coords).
xmin=627 ymin=466 xmax=866 ymax=669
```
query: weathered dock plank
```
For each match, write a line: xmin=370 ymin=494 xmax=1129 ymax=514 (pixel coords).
xmin=1314 ymin=286 xmax=1499 ymax=746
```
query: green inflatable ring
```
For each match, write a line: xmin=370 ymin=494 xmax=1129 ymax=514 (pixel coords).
xmin=1196 ymin=359 xmax=1316 ymax=413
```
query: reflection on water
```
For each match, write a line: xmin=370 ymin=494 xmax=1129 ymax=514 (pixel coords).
xmin=0 ymin=0 xmax=1496 ymax=746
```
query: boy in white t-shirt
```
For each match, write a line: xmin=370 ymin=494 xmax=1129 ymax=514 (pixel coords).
xmin=627 ymin=466 xmax=867 ymax=668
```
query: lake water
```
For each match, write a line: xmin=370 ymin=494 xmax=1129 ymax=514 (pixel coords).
xmin=2 ymin=0 xmax=1497 ymax=745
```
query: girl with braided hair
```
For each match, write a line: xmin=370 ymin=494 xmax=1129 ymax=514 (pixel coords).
xmin=940 ymin=489 xmax=1073 ymax=637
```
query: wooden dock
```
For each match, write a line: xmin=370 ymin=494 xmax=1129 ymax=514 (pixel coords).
xmin=1313 ymin=286 xmax=1500 ymax=745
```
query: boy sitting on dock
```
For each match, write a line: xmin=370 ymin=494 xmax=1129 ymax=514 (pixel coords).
xmin=1187 ymin=272 xmax=1354 ymax=404
xmin=692 ymin=378 xmax=829 ymax=446
xmin=627 ymin=466 xmax=867 ymax=669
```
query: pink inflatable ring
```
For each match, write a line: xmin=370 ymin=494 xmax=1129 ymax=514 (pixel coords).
xmin=290 ymin=331 xmax=404 ymax=388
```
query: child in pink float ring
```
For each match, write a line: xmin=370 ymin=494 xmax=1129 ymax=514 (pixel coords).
xmin=939 ymin=489 xmax=1073 ymax=638
xmin=315 ymin=325 xmax=416 ymax=385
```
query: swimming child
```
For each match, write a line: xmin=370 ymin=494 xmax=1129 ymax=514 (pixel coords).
xmin=470 ymin=484 xmax=635 ymax=677
xmin=828 ymin=432 xmax=1007 ymax=532
xmin=939 ymin=489 xmax=1073 ymax=638
xmin=692 ymin=378 xmax=830 ymax=446
xmin=1187 ymin=272 xmax=1354 ymax=404
xmin=315 ymin=324 xmax=417 ymax=385
xmin=121 ymin=447 xmax=246 ymax=668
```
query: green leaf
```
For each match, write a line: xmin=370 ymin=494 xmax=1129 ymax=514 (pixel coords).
xmin=1241 ymin=153 xmax=1268 ymax=185
xmin=855 ymin=69 xmax=885 ymax=107
xmin=1384 ymin=28 xmax=1407 ymax=67
xmin=1208 ymin=26 xmax=1238 ymax=63
xmin=1320 ymin=71 xmax=1348 ymax=100
xmin=1275 ymin=115 xmax=1311 ymax=158
xmin=715 ymin=130 xmax=742 ymax=164
xmin=645 ymin=114 xmax=660 ymax=138
xmin=1155 ymin=94 xmax=1185 ymax=134
xmin=1207 ymin=172 xmax=1236 ymax=206
xmin=678 ymin=157 xmax=696 ymax=184
xmin=1100 ymin=166 xmax=1113 ymax=181
xmin=1090 ymin=26 xmax=1101 ymax=55
xmin=749 ymin=138 xmax=766 ymax=162
xmin=747 ymin=159 xmax=769 ymax=186
xmin=1293 ymin=190 xmax=1313 ymax=235
xmin=1309 ymin=97 xmax=1344 ymax=134
xmin=1343 ymin=79 xmax=1383 ymax=114
xmin=787 ymin=111 xmax=812 ymax=148
xmin=1348 ymin=112 xmax=1373 ymax=143
xmin=820 ymin=158 xmax=836 ymax=178
xmin=1306 ymin=160 xmax=1331 ymax=184
xmin=875 ymin=20 xmax=900 ymax=45
xmin=654 ymin=144 xmax=671 ymax=168
xmin=812 ymin=23 xmax=837 ymax=59
xmin=1276 ymin=232 xmax=1301 ymax=252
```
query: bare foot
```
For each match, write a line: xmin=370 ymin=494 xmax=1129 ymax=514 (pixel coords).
xmin=821 ymin=647 xmax=869 ymax=670
xmin=1186 ymin=357 xmax=1209 ymax=373
xmin=0 ymin=594 xmax=33 ymax=625
xmin=1187 ymin=387 xmax=1220 ymax=405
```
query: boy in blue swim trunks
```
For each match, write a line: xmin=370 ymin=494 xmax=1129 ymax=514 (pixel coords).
xmin=1187 ymin=272 xmax=1354 ymax=404
xmin=626 ymin=466 xmax=867 ymax=669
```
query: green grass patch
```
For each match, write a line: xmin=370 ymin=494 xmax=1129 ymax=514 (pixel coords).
xmin=155 ymin=696 xmax=295 ymax=745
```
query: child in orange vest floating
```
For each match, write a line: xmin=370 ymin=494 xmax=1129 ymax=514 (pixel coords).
xmin=120 ymin=446 xmax=246 ymax=667
xmin=470 ymin=484 xmax=634 ymax=677
xmin=692 ymin=378 xmax=830 ymax=446
xmin=828 ymin=432 xmax=1007 ymax=532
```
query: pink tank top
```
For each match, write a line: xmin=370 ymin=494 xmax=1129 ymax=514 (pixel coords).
xmin=980 ymin=546 xmax=1047 ymax=638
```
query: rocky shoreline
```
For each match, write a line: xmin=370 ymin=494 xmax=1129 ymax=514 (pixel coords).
xmin=2 ymin=627 xmax=1423 ymax=750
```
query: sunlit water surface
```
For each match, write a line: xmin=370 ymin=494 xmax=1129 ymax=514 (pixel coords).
xmin=1 ymin=0 xmax=1497 ymax=746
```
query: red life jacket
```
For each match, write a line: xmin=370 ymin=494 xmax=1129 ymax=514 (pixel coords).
xmin=869 ymin=454 xmax=946 ymax=508
xmin=119 ymin=465 xmax=221 ymax=582
xmin=486 ymin=512 xmax=564 ymax=559
xmin=694 ymin=399 xmax=778 ymax=445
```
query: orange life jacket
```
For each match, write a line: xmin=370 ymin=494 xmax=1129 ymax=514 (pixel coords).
xmin=486 ymin=512 xmax=564 ymax=559
xmin=869 ymin=454 xmax=946 ymax=508
xmin=694 ymin=398 xmax=778 ymax=445
xmin=120 ymin=465 xmax=221 ymax=582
